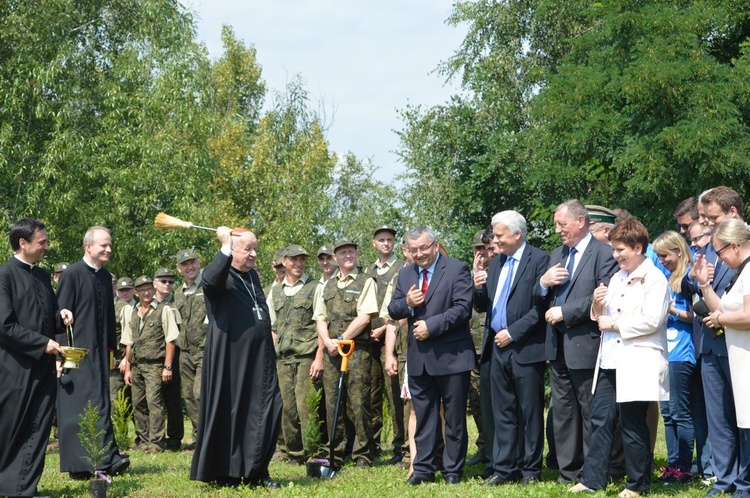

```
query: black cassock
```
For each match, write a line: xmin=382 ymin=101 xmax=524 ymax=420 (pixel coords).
xmin=0 ymin=258 xmax=62 ymax=496
xmin=56 ymin=260 xmax=121 ymax=473
xmin=190 ymin=251 xmax=281 ymax=483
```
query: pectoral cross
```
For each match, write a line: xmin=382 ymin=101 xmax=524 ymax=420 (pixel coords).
xmin=253 ymin=304 xmax=263 ymax=320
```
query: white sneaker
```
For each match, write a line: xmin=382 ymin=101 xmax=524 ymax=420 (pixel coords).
xmin=701 ymin=475 xmax=717 ymax=487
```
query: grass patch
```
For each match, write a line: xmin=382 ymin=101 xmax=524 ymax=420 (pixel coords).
xmin=38 ymin=415 xmax=709 ymax=497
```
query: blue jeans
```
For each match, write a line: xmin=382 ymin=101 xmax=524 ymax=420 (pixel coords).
xmin=661 ymin=361 xmax=696 ymax=470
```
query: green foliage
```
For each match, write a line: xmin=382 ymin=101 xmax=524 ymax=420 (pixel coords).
xmin=397 ymin=0 xmax=750 ymax=251
xmin=303 ymin=382 xmax=324 ymax=460
xmin=77 ymin=400 xmax=107 ymax=472
xmin=111 ymin=387 xmax=134 ymax=451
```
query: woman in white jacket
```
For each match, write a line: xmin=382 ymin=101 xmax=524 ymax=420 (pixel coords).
xmin=570 ymin=219 xmax=670 ymax=498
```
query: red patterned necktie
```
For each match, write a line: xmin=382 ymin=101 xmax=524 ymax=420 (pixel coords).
xmin=420 ymin=269 xmax=429 ymax=306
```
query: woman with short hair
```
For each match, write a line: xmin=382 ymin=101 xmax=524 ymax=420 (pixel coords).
xmin=570 ymin=219 xmax=670 ymax=498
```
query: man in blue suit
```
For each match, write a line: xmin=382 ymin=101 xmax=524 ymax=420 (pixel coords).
xmin=685 ymin=186 xmax=746 ymax=497
xmin=473 ymin=210 xmax=549 ymax=486
xmin=388 ymin=226 xmax=476 ymax=485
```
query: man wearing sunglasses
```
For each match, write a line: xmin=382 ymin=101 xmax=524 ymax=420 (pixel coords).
xmin=153 ymin=267 xmax=185 ymax=451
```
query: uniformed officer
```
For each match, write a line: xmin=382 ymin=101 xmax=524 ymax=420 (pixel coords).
xmin=173 ymin=249 xmax=207 ymax=450
xmin=268 ymin=244 xmax=325 ymax=464
xmin=468 ymin=230 xmax=491 ymax=466
xmin=123 ymin=275 xmax=180 ymax=453
xmin=112 ymin=276 xmax=136 ymax=406
xmin=53 ymin=262 xmax=70 ymax=285
xmin=317 ymin=245 xmax=337 ymax=283
xmin=152 ymin=267 xmax=184 ymax=451
xmin=365 ymin=225 xmax=406 ymax=463
xmin=314 ymin=238 xmax=379 ymax=468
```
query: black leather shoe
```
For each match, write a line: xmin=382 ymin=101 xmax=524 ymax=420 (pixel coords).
xmin=520 ymin=476 xmax=540 ymax=486
xmin=481 ymin=475 xmax=507 ymax=486
xmin=382 ymin=453 xmax=404 ymax=465
xmin=467 ymin=453 xmax=488 ymax=465
xmin=407 ymin=475 xmax=435 ymax=485
xmin=260 ymin=477 xmax=280 ymax=489
xmin=109 ymin=456 xmax=130 ymax=476
xmin=475 ymin=467 xmax=494 ymax=479
xmin=445 ymin=475 xmax=461 ymax=484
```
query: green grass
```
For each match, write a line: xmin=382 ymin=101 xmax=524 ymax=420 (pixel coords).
xmin=37 ymin=416 xmax=710 ymax=497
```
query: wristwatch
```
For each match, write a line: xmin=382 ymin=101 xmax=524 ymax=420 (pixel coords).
xmin=337 ymin=335 xmax=344 ymax=341
xmin=163 ymin=365 xmax=172 ymax=371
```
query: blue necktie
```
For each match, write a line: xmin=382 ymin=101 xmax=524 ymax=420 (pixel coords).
xmin=491 ymin=257 xmax=515 ymax=333
xmin=555 ymin=247 xmax=577 ymax=306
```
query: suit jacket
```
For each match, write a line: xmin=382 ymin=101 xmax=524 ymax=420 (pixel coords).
xmin=473 ymin=243 xmax=549 ymax=365
xmin=388 ymin=254 xmax=476 ymax=376
xmin=682 ymin=243 xmax=734 ymax=358
xmin=540 ymin=237 xmax=618 ymax=370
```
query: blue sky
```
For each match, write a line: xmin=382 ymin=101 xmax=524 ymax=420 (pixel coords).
xmin=182 ymin=1 xmax=467 ymax=181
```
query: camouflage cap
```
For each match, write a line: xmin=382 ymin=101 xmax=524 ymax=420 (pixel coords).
xmin=54 ymin=262 xmax=70 ymax=274
xmin=373 ymin=225 xmax=397 ymax=238
xmin=333 ymin=237 xmax=357 ymax=252
xmin=134 ymin=275 xmax=153 ymax=287
xmin=272 ymin=249 xmax=286 ymax=268
xmin=317 ymin=245 xmax=334 ymax=257
xmin=472 ymin=230 xmax=486 ymax=248
xmin=176 ymin=248 xmax=199 ymax=264
xmin=117 ymin=276 xmax=134 ymax=290
xmin=284 ymin=244 xmax=309 ymax=258
xmin=154 ymin=267 xmax=175 ymax=279
xmin=586 ymin=204 xmax=617 ymax=224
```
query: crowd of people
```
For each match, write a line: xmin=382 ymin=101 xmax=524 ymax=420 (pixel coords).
xmin=0 ymin=185 xmax=749 ymax=497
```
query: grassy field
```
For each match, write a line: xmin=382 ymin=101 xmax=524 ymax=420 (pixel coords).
xmin=37 ymin=416 xmax=712 ymax=497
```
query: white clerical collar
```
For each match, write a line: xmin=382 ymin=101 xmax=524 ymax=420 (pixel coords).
xmin=13 ymin=254 xmax=35 ymax=269
xmin=83 ymin=257 xmax=101 ymax=272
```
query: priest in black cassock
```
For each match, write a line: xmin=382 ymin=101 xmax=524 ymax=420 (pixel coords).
xmin=0 ymin=219 xmax=72 ymax=497
xmin=56 ymin=226 xmax=129 ymax=479
xmin=190 ymin=227 xmax=282 ymax=488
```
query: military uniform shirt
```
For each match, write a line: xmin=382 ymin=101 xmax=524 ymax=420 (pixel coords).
xmin=267 ymin=273 xmax=310 ymax=328
xmin=313 ymin=268 xmax=378 ymax=322
xmin=121 ymin=301 xmax=180 ymax=346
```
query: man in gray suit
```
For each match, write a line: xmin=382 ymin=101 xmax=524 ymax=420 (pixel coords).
xmin=388 ymin=226 xmax=476 ymax=485
xmin=538 ymin=200 xmax=618 ymax=483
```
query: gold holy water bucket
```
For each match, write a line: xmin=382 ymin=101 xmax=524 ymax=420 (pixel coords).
xmin=60 ymin=325 xmax=88 ymax=369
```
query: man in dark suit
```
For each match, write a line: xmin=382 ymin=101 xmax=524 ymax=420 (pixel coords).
xmin=473 ymin=210 xmax=549 ymax=486
xmin=686 ymin=186 xmax=745 ymax=497
xmin=538 ymin=200 xmax=618 ymax=483
xmin=388 ymin=226 xmax=475 ymax=485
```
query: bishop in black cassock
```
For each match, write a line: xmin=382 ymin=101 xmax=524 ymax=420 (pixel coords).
xmin=56 ymin=227 xmax=128 ymax=478
xmin=190 ymin=228 xmax=281 ymax=488
xmin=0 ymin=219 xmax=71 ymax=497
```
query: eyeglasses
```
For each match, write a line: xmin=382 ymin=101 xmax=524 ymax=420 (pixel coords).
xmin=675 ymin=222 xmax=693 ymax=232
xmin=407 ymin=240 xmax=436 ymax=255
xmin=156 ymin=279 xmax=174 ymax=285
xmin=715 ymin=243 xmax=733 ymax=258
xmin=690 ymin=233 xmax=711 ymax=244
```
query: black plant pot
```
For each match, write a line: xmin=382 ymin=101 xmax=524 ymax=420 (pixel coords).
xmin=89 ymin=478 xmax=108 ymax=498
xmin=306 ymin=458 xmax=328 ymax=478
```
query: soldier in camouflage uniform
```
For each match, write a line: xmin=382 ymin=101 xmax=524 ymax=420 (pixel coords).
xmin=123 ymin=276 xmax=180 ymax=453
xmin=174 ymin=249 xmax=207 ymax=450
xmin=112 ymin=277 xmax=136 ymax=407
xmin=152 ymin=267 xmax=184 ymax=451
xmin=267 ymin=244 xmax=325 ymax=464
xmin=468 ymin=230 xmax=491 ymax=466
xmin=314 ymin=238 xmax=379 ymax=468
xmin=317 ymin=245 xmax=337 ymax=283
xmin=365 ymin=226 xmax=406 ymax=463
xmin=265 ymin=248 xmax=287 ymax=297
